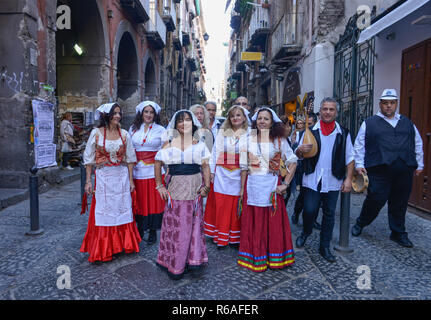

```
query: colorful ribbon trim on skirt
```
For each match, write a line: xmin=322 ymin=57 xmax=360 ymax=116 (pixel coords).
xmin=238 ymin=249 xmax=295 ymax=271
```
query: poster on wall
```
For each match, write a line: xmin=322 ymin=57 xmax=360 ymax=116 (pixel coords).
xmin=32 ymin=99 xmax=57 ymax=168
xmin=34 ymin=143 xmax=57 ymax=168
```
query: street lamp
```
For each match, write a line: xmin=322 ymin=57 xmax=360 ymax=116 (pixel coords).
xmin=203 ymin=33 xmax=209 ymax=41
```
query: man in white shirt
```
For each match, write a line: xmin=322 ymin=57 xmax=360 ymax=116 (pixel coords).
xmin=204 ymin=101 xmax=221 ymax=139
xmin=295 ymin=97 xmax=355 ymax=262
xmin=351 ymin=89 xmax=424 ymax=248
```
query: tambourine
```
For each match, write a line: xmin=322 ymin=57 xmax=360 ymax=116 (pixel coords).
xmin=352 ymin=172 xmax=369 ymax=193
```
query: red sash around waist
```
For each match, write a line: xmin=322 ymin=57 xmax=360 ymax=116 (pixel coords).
xmin=136 ymin=151 xmax=157 ymax=165
xmin=217 ymin=152 xmax=240 ymax=171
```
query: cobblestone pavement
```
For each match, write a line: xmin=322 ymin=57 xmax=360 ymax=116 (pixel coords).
xmin=0 ymin=180 xmax=430 ymax=300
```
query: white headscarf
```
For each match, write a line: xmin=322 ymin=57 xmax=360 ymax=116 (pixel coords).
xmin=135 ymin=101 xmax=161 ymax=115
xmin=251 ymin=107 xmax=282 ymax=123
xmin=166 ymin=109 xmax=202 ymax=130
xmin=95 ymin=103 xmax=118 ymax=121
xmin=163 ymin=109 xmax=202 ymax=142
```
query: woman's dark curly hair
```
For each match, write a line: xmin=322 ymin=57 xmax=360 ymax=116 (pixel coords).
xmin=97 ymin=103 xmax=122 ymax=128
xmin=130 ymin=105 xmax=161 ymax=131
xmin=251 ymin=107 xmax=285 ymax=140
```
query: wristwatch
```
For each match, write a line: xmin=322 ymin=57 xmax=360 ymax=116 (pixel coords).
xmin=282 ymin=179 xmax=290 ymax=187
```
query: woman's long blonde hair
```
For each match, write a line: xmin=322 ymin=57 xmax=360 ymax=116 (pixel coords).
xmin=220 ymin=105 xmax=248 ymax=136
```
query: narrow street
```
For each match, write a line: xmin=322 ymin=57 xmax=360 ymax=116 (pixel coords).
xmin=1 ymin=179 xmax=430 ymax=300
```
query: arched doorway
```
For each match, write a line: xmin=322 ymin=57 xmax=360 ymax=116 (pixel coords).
xmin=56 ymin=0 xmax=109 ymax=113
xmin=144 ymin=58 xmax=157 ymax=101
xmin=117 ymin=32 xmax=139 ymax=101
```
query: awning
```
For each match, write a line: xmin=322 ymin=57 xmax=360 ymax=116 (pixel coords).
xmin=357 ymin=0 xmax=430 ymax=44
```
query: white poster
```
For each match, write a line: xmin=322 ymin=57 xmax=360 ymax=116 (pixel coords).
xmin=32 ymin=99 xmax=54 ymax=145
xmin=34 ymin=143 xmax=57 ymax=168
xmin=32 ymin=99 xmax=57 ymax=168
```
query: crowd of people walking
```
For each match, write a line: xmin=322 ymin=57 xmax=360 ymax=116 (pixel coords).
xmin=77 ymin=88 xmax=424 ymax=279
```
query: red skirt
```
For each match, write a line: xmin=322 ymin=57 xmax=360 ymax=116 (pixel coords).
xmin=204 ymin=188 xmax=241 ymax=246
xmin=237 ymin=177 xmax=295 ymax=272
xmin=80 ymin=194 xmax=142 ymax=263
xmin=133 ymin=175 xmax=165 ymax=216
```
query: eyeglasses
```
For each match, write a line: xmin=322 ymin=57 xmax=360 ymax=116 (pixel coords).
xmin=238 ymin=102 xmax=248 ymax=106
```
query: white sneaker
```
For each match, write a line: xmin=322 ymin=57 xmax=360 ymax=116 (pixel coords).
xmin=65 ymin=165 xmax=74 ymax=170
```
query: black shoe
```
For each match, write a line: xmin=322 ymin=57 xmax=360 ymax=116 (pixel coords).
xmin=319 ymin=247 xmax=336 ymax=263
xmin=292 ymin=212 xmax=300 ymax=225
xmin=390 ymin=233 xmax=413 ymax=248
xmin=147 ymin=230 xmax=157 ymax=245
xmin=313 ymin=221 xmax=322 ymax=230
xmin=295 ymin=233 xmax=308 ymax=248
xmin=351 ymin=223 xmax=363 ymax=237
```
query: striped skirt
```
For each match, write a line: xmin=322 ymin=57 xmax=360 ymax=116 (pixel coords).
xmin=204 ymin=189 xmax=241 ymax=247
xmin=237 ymin=179 xmax=295 ymax=272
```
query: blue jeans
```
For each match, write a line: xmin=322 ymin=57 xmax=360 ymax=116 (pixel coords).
xmin=302 ymin=185 xmax=339 ymax=248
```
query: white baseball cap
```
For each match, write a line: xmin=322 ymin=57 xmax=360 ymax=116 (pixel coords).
xmin=380 ymin=89 xmax=398 ymax=100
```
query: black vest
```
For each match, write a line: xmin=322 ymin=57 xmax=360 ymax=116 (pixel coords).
xmin=302 ymin=125 xmax=350 ymax=180
xmin=364 ymin=115 xmax=417 ymax=169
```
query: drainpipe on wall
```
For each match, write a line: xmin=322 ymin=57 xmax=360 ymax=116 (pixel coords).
xmin=308 ymin=0 xmax=312 ymax=51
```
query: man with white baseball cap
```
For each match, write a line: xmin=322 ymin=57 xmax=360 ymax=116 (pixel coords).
xmin=352 ymin=89 xmax=424 ymax=247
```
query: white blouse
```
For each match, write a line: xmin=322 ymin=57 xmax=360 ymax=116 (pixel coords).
xmin=83 ymin=128 xmax=137 ymax=166
xmin=244 ymin=136 xmax=297 ymax=207
xmin=129 ymin=123 xmax=166 ymax=152
xmin=155 ymin=141 xmax=211 ymax=166
xmin=129 ymin=123 xmax=166 ymax=179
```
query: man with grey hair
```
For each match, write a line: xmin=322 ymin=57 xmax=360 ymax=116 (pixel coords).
xmin=204 ymin=101 xmax=221 ymax=139
xmin=294 ymin=97 xmax=354 ymax=262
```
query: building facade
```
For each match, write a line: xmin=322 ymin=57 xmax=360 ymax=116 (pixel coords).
xmin=225 ymin=0 xmax=430 ymax=212
xmin=0 ymin=0 xmax=207 ymax=188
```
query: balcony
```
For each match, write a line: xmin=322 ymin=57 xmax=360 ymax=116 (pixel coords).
xmin=271 ymin=14 xmax=301 ymax=72
xmin=145 ymin=0 xmax=166 ymax=50
xmin=248 ymin=6 xmax=270 ymax=49
xmin=187 ymin=51 xmax=198 ymax=72
xmin=230 ymin=12 xmax=241 ymax=32
xmin=173 ymin=29 xmax=182 ymax=50
xmin=162 ymin=0 xmax=177 ymax=32
xmin=120 ymin=0 xmax=150 ymax=23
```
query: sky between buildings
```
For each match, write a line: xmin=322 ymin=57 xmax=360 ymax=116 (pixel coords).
xmin=201 ymin=0 xmax=231 ymax=109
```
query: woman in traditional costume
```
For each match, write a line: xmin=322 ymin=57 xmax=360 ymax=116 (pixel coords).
xmin=154 ymin=110 xmax=211 ymax=280
xmin=129 ymin=101 xmax=166 ymax=244
xmin=204 ymin=105 xmax=249 ymax=248
xmin=80 ymin=103 xmax=141 ymax=263
xmin=238 ymin=107 xmax=297 ymax=272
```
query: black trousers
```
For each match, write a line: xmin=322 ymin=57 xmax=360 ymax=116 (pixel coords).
xmin=302 ymin=182 xmax=339 ymax=248
xmin=62 ymin=152 xmax=72 ymax=167
xmin=356 ymin=158 xmax=415 ymax=235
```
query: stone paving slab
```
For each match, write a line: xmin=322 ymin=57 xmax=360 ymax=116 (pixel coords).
xmin=0 ymin=180 xmax=430 ymax=300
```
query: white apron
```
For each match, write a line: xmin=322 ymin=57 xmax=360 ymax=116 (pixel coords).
xmin=94 ymin=165 xmax=133 ymax=227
